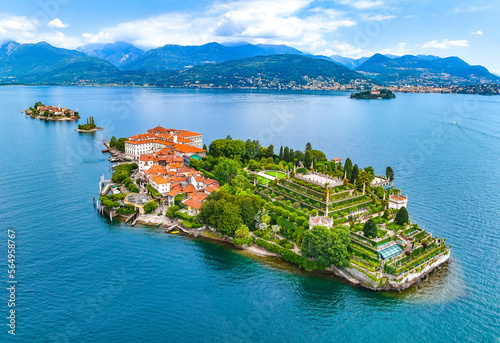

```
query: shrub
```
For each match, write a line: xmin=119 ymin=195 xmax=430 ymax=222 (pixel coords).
xmin=166 ymin=205 xmax=180 ymax=218
xmin=143 ymin=200 xmax=158 ymax=214
xmin=395 ymin=206 xmax=409 ymax=225
xmin=363 ymin=219 xmax=378 ymax=238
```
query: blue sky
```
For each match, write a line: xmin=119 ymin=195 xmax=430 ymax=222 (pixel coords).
xmin=0 ymin=0 xmax=498 ymax=72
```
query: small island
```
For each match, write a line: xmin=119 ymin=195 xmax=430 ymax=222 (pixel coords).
xmin=23 ymin=101 xmax=80 ymax=120
xmin=75 ymin=116 xmax=102 ymax=133
xmin=350 ymin=89 xmax=396 ymax=99
xmin=97 ymin=126 xmax=450 ymax=292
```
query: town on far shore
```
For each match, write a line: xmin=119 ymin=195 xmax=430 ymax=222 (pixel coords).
xmin=97 ymin=125 xmax=451 ymax=292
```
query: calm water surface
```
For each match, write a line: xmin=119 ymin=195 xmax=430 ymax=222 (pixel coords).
xmin=0 ymin=86 xmax=498 ymax=342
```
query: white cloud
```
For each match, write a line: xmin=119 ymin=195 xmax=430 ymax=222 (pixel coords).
xmin=318 ymin=41 xmax=370 ymax=58
xmin=82 ymin=0 xmax=356 ymax=51
xmin=362 ymin=14 xmax=396 ymax=21
xmin=422 ymin=39 xmax=469 ymax=49
xmin=471 ymin=30 xmax=483 ymax=35
xmin=380 ymin=42 xmax=408 ymax=55
xmin=0 ymin=15 xmax=38 ymax=41
xmin=339 ymin=0 xmax=385 ymax=9
xmin=47 ymin=18 xmax=69 ymax=28
xmin=452 ymin=6 xmax=491 ymax=13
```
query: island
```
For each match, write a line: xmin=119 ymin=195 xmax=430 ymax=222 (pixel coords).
xmin=350 ymin=89 xmax=396 ymax=99
xmin=97 ymin=126 xmax=451 ymax=292
xmin=23 ymin=101 xmax=80 ymax=121
xmin=75 ymin=116 xmax=102 ymax=133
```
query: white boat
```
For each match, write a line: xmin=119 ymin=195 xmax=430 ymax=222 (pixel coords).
xmin=451 ymin=121 xmax=456 ymax=124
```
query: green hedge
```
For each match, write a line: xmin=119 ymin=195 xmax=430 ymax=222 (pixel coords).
xmin=395 ymin=245 xmax=445 ymax=274
xmin=176 ymin=211 xmax=196 ymax=222
xmin=111 ymin=163 xmax=138 ymax=183
xmin=147 ymin=185 xmax=161 ymax=197
xmin=124 ymin=178 xmax=139 ymax=193
xmin=349 ymin=245 xmax=379 ymax=264
xmin=255 ymin=239 xmax=326 ymax=271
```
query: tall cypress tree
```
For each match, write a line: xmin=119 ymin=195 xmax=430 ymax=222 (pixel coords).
xmin=395 ymin=206 xmax=409 ymax=225
xmin=344 ymin=158 xmax=353 ymax=181
xmin=351 ymin=164 xmax=359 ymax=184
xmin=304 ymin=150 xmax=312 ymax=169
xmin=386 ymin=166 xmax=395 ymax=181
xmin=279 ymin=146 xmax=284 ymax=160
xmin=283 ymin=146 xmax=290 ymax=162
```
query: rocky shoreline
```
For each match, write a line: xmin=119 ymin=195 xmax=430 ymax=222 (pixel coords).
xmin=103 ymin=207 xmax=449 ymax=292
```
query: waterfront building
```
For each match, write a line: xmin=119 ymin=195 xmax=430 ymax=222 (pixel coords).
xmin=125 ymin=126 xmax=205 ymax=160
xmin=388 ymin=194 xmax=408 ymax=210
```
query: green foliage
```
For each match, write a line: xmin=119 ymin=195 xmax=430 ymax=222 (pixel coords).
xmin=147 ymin=185 xmax=161 ymax=197
xmin=363 ymin=219 xmax=378 ymax=238
xmin=350 ymin=89 xmax=396 ymax=99
xmin=384 ymin=263 xmax=396 ymax=274
xmin=143 ymin=200 xmax=158 ymax=214
xmin=199 ymin=189 xmax=261 ymax=236
xmin=174 ymin=193 xmax=185 ymax=206
xmin=395 ymin=206 xmax=409 ymax=225
xmin=213 ymin=157 xmax=240 ymax=184
xmin=301 ymin=226 xmax=351 ymax=267
xmin=109 ymin=136 xmax=128 ymax=152
xmin=351 ymin=164 xmax=359 ymax=184
xmin=235 ymin=225 xmax=250 ymax=238
xmin=344 ymin=158 xmax=353 ymax=181
xmin=78 ymin=116 xmax=97 ymax=130
xmin=386 ymin=166 xmax=394 ymax=181
xmin=209 ymin=139 xmax=246 ymax=159
xmin=165 ymin=205 xmax=179 ymax=218
xmin=123 ymin=178 xmax=139 ymax=193
xmin=175 ymin=211 xmax=196 ymax=222
xmin=255 ymin=239 xmax=326 ymax=272
xmin=111 ymin=163 xmax=138 ymax=183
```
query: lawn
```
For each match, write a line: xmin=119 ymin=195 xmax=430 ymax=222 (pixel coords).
xmin=257 ymin=176 xmax=268 ymax=185
xmin=265 ymin=170 xmax=285 ymax=179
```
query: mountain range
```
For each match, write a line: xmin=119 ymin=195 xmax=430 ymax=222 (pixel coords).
xmin=0 ymin=40 xmax=498 ymax=88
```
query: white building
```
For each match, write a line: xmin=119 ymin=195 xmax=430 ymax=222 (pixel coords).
xmin=148 ymin=175 xmax=171 ymax=196
xmin=388 ymin=194 xmax=408 ymax=210
xmin=308 ymin=216 xmax=334 ymax=230
xmin=124 ymin=126 xmax=205 ymax=160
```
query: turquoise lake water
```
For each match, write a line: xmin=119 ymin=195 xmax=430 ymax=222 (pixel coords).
xmin=0 ymin=86 xmax=499 ymax=342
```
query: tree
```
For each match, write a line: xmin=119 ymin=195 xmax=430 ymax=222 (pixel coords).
xmin=235 ymin=225 xmax=250 ymax=238
xmin=143 ymin=200 xmax=158 ymax=214
xmin=356 ymin=170 xmax=374 ymax=192
xmin=279 ymin=146 xmax=284 ymax=160
xmin=266 ymin=144 xmax=274 ymax=158
xmin=364 ymin=166 xmax=374 ymax=175
xmin=304 ymin=150 xmax=312 ymax=168
xmin=305 ymin=142 xmax=312 ymax=151
xmin=166 ymin=205 xmax=180 ymax=218
xmin=213 ymin=158 xmax=240 ymax=184
xmin=395 ymin=206 xmax=409 ymax=225
xmin=301 ymin=226 xmax=351 ymax=267
xmin=351 ymin=164 xmax=359 ymax=184
xmin=386 ymin=166 xmax=394 ymax=182
xmin=363 ymin=219 xmax=378 ymax=238
xmin=283 ymin=146 xmax=290 ymax=162
xmin=203 ymin=144 xmax=207 ymax=151
xmin=344 ymin=158 xmax=353 ymax=180
xmin=310 ymin=150 xmax=327 ymax=162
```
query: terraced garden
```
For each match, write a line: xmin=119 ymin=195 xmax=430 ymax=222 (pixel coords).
xmin=249 ymin=170 xmax=450 ymax=284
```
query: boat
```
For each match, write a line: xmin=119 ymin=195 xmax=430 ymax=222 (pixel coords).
xmin=171 ymin=231 xmax=179 ymax=234
xmin=451 ymin=121 xmax=456 ymax=124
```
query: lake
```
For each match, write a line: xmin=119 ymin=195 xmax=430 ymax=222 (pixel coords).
xmin=0 ymin=86 xmax=498 ymax=342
